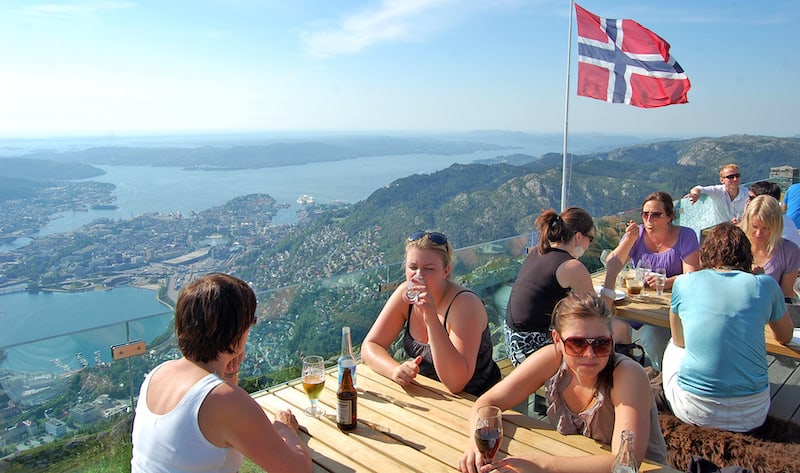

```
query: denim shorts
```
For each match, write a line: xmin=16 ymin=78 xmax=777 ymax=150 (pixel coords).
xmin=503 ymin=324 xmax=553 ymax=367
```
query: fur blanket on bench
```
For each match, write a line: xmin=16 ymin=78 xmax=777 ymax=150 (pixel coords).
xmin=658 ymin=413 xmax=800 ymax=473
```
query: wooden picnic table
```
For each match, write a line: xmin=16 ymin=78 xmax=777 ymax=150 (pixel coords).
xmin=252 ymin=362 xmax=681 ymax=472
xmin=592 ymin=272 xmax=800 ymax=360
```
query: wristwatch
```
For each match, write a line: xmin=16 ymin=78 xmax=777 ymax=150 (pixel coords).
xmin=599 ymin=286 xmax=616 ymax=299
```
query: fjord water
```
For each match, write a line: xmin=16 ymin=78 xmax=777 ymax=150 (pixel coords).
xmin=1 ymin=148 xmax=519 ymax=372
xmin=0 ymin=287 xmax=170 ymax=372
xmin=36 ymin=150 xmax=508 ymax=235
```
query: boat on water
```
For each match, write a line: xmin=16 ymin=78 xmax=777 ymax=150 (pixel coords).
xmin=296 ymin=194 xmax=315 ymax=204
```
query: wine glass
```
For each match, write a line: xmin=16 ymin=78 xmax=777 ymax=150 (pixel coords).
xmin=654 ymin=267 xmax=667 ymax=296
xmin=301 ymin=355 xmax=326 ymax=417
xmin=406 ymin=272 xmax=425 ymax=303
xmin=474 ymin=405 xmax=503 ymax=463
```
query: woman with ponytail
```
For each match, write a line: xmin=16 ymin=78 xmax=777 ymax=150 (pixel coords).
xmin=504 ymin=207 xmax=600 ymax=366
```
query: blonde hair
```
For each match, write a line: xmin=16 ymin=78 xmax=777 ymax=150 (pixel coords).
xmin=719 ymin=163 xmax=740 ymax=177
xmin=404 ymin=231 xmax=454 ymax=275
xmin=741 ymin=195 xmax=783 ymax=256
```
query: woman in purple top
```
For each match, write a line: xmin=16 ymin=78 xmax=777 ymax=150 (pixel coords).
xmin=603 ymin=192 xmax=700 ymax=372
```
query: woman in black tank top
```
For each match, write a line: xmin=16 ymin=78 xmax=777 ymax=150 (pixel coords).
xmin=362 ymin=231 xmax=500 ymax=395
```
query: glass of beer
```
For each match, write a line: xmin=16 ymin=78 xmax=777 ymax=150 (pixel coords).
xmin=301 ymin=355 xmax=326 ymax=417
xmin=474 ymin=405 xmax=503 ymax=462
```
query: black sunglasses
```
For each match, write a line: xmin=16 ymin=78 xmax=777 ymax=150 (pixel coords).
xmin=408 ymin=231 xmax=448 ymax=245
xmin=723 ymin=173 xmax=741 ymax=180
xmin=583 ymin=232 xmax=595 ymax=243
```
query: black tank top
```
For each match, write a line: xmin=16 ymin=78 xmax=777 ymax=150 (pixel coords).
xmin=402 ymin=290 xmax=501 ymax=396
xmin=505 ymin=248 xmax=573 ymax=333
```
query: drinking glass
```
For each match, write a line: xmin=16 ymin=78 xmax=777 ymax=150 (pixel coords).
xmin=301 ymin=355 xmax=326 ymax=417
xmin=654 ymin=267 xmax=667 ymax=296
xmin=406 ymin=272 xmax=425 ymax=303
xmin=474 ymin=405 xmax=503 ymax=463
xmin=635 ymin=259 xmax=652 ymax=281
xmin=600 ymin=249 xmax=612 ymax=268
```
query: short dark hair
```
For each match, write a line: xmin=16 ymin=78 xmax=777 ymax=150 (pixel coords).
xmin=175 ymin=273 xmax=257 ymax=363
xmin=748 ymin=181 xmax=781 ymax=200
xmin=699 ymin=223 xmax=752 ymax=272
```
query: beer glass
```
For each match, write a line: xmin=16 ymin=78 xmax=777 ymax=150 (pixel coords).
xmin=474 ymin=405 xmax=503 ymax=462
xmin=301 ymin=355 xmax=326 ymax=417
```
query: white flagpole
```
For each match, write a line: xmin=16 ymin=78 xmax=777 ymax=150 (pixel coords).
xmin=560 ymin=0 xmax=575 ymax=212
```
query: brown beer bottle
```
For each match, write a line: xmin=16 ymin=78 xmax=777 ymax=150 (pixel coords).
xmin=336 ymin=367 xmax=357 ymax=431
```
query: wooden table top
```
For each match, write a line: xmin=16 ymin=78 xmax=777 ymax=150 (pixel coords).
xmin=253 ymin=363 xmax=681 ymax=472
xmin=592 ymin=272 xmax=800 ymax=359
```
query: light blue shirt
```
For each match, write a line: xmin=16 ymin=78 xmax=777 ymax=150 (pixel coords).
xmin=671 ymin=270 xmax=785 ymax=397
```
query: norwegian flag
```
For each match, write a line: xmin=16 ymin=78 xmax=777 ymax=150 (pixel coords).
xmin=575 ymin=3 xmax=690 ymax=108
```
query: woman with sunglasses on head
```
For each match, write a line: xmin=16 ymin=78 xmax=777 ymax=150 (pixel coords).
xmin=362 ymin=230 xmax=501 ymax=396
xmin=602 ymin=192 xmax=700 ymax=372
xmin=739 ymin=194 xmax=800 ymax=298
xmin=458 ymin=292 xmax=668 ymax=473
xmin=663 ymin=223 xmax=793 ymax=432
xmin=504 ymin=207 xmax=600 ymax=369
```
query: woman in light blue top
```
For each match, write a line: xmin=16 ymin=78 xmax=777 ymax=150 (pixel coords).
xmin=663 ymin=223 xmax=793 ymax=432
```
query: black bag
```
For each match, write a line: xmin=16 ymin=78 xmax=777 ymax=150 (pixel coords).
xmin=614 ymin=342 xmax=646 ymax=366
xmin=686 ymin=455 xmax=751 ymax=473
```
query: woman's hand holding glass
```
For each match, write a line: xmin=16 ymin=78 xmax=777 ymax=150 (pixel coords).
xmin=405 ymin=272 xmax=426 ymax=303
xmin=474 ymin=406 xmax=503 ymax=463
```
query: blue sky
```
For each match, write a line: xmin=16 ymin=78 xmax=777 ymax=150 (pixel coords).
xmin=0 ymin=0 xmax=797 ymax=138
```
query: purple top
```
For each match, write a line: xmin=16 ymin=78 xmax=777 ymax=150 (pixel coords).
xmin=626 ymin=225 xmax=699 ymax=277
xmin=762 ymin=238 xmax=800 ymax=284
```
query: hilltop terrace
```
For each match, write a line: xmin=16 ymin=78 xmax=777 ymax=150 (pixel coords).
xmin=0 ymin=178 xmax=798 ymax=471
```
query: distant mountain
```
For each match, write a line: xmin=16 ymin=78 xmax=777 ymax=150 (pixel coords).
xmin=268 ymin=134 xmax=800 ymax=266
xmin=6 ymin=136 xmax=511 ymax=170
xmin=0 ymin=158 xmax=104 ymax=181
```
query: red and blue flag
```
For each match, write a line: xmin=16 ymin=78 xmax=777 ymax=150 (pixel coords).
xmin=575 ymin=3 xmax=691 ymax=108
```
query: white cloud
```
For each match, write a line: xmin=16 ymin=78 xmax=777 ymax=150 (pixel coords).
xmin=301 ymin=0 xmax=518 ymax=58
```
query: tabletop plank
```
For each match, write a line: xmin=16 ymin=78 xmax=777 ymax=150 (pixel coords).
xmin=252 ymin=363 xmax=681 ymax=473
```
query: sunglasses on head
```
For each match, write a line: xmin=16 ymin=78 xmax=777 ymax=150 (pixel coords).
xmin=408 ymin=231 xmax=448 ymax=245
xmin=641 ymin=211 xmax=665 ymax=219
xmin=562 ymin=336 xmax=614 ymax=357
xmin=723 ymin=173 xmax=741 ymax=180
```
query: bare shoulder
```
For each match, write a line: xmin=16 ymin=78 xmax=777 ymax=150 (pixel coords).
xmin=446 ymin=284 xmax=486 ymax=322
xmin=611 ymin=358 xmax=650 ymax=393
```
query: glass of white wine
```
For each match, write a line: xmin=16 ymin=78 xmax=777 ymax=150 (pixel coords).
xmin=301 ymin=355 xmax=326 ymax=417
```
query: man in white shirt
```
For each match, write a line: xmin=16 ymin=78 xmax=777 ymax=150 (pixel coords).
xmin=684 ymin=163 xmax=749 ymax=223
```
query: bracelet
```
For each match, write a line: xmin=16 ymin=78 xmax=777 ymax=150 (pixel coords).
xmin=599 ymin=287 xmax=616 ymax=299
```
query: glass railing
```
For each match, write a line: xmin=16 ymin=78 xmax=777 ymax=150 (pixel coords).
xmin=0 ymin=232 xmax=540 ymax=468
